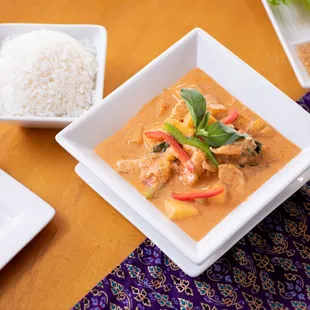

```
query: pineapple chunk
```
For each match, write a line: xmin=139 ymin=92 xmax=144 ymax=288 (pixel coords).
xmin=183 ymin=112 xmax=216 ymax=127
xmin=208 ymin=182 xmax=227 ymax=205
xmin=165 ymin=198 xmax=199 ymax=220
xmin=260 ymin=126 xmax=274 ymax=137
xmin=232 ymin=113 xmax=252 ymax=131
xmin=204 ymin=94 xmax=219 ymax=105
xmin=248 ymin=119 xmax=266 ymax=135
xmin=183 ymin=112 xmax=194 ymax=128
xmin=167 ymin=119 xmax=195 ymax=136
xmin=208 ymin=103 xmax=227 ymax=118
xmin=208 ymin=115 xmax=217 ymax=125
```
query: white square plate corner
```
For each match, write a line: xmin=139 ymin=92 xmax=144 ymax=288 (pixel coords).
xmin=261 ymin=0 xmax=310 ymax=88
xmin=0 ymin=169 xmax=55 ymax=269
xmin=56 ymin=28 xmax=310 ymax=274
xmin=0 ymin=23 xmax=107 ymax=128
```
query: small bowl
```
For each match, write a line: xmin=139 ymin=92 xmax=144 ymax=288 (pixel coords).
xmin=261 ymin=0 xmax=310 ymax=88
xmin=0 ymin=23 xmax=107 ymax=128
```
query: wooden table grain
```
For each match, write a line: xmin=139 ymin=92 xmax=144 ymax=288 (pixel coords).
xmin=0 ymin=1 xmax=305 ymax=309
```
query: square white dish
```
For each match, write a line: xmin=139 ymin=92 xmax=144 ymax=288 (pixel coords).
xmin=75 ymin=163 xmax=310 ymax=276
xmin=0 ymin=169 xmax=55 ymax=270
xmin=56 ymin=28 xmax=310 ymax=271
xmin=0 ymin=23 xmax=107 ymax=128
xmin=261 ymin=0 xmax=310 ymax=88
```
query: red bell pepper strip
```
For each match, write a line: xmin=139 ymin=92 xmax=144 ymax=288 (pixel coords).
xmin=221 ymin=109 xmax=239 ymax=124
xmin=145 ymin=131 xmax=194 ymax=172
xmin=171 ymin=187 xmax=224 ymax=201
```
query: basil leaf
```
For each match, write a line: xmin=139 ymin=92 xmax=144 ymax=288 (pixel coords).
xmin=163 ymin=123 xmax=219 ymax=167
xmin=199 ymin=122 xmax=247 ymax=147
xmin=197 ymin=112 xmax=209 ymax=132
xmin=152 ymin=142 xmax=169 ymax=153
xmin=254 ymin=140 xmax=263 ymax=154
xmin=267 ymin=0 xmax=291 ymax=5
xmin=180 ymin=88 xmax=206 ymax=128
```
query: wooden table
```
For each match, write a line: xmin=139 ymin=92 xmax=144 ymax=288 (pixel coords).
xmin=0 ymin=1 xmax=304 ymax=309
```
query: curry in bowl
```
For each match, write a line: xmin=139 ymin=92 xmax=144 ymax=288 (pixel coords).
xmin=96 ymin=68 xmax=300 ymax=241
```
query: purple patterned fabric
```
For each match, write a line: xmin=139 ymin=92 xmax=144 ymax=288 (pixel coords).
xmin=297 ymin=92 xmax=310 ymax=113
xmin=73 ymin=94 xmax=310 ymax=310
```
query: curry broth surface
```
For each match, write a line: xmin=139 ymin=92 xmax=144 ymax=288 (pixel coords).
xmin=96 ymin=68 xmax=300 ymax=241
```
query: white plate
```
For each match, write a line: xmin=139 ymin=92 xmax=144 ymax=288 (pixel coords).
xmin=0 ymin=23 xmax=107 ymax=128
xmin=56 ymin=28 xmax=310 ymax=273
xmin=0 ymin=169 xmax=55 ymax=269
xmin=75 ymin=163 xmax=310 ymax=276
xmin=262 ymin=0 xmax=310 ymax=88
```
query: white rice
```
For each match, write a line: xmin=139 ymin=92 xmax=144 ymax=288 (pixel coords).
xmin=0 ymin=29 xmax=97 ymax=117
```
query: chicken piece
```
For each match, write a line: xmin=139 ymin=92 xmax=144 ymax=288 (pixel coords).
xmin=230 ymin=154 xmax=261 ymax=166
xmin=218 ymin=164 xmax=245 ymax=191
xmin=178 ymin=167 xmax=198 ymax=186
xmin=239 ymin=137 xmax=258 ymax=156
xmin=116 ymin=159 xmax=141 ymax=173
xmin=168 ymin=101 xmax=188 ymax=121
xmin=191 ymin=149 xmax=206 ymax=174
xmin=210 ymin=144 xmax=243 ymax=156
xmin=232 ymin=114 xmax=252 ymax=131
xmin=208 ymin=103 xmax=227 ymax=119
xmin=183 ymin=145 xmax=206 ymax=176
xmin=177 ymin=145 xmax=207 ymax=186
xmin=140 ymin=151 xmax=173 ymax=191
xmin=165 ymin=198 xmax=199 ymax=220
xmin=202 ymin=160 xmax=217 ymax=173
xmin=210 ymin=137 xmax=257 ymax=157
xmin=116 ymin=153 xmax=160 ymax=173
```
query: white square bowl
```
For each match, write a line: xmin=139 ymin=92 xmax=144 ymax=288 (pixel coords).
xmin=0 ymin=23 xmax=107 ymax=128
xmin=56 ymin=28 xmax=310 ymax=275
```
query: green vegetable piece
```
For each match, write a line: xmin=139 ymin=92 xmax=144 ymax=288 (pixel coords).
xmin=152 ymin=141 xmax=169 ymax=153
xmin=254 ymin=140 xmax=263 ymax=154
xmin=268 ymin=0 xmax=290 ymax=5
xmin=163 ymin=122 xmax=219 ymax=167
xmin=197 ymin=112 xmax=209 ymax=132
xmin=249 ymin=162 xmax=259 ymax=167
xmin=180 ymin=88 xmax=206 ymax=128
xmin=198 ymin=122 xmax=247 ymax=147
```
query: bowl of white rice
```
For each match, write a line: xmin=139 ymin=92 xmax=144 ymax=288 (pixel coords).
xmin=0 ymin=23 xmax=107 ymax=128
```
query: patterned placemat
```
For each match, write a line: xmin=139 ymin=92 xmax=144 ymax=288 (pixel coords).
xmin=73 ymin=94 xmax=310 ymax=310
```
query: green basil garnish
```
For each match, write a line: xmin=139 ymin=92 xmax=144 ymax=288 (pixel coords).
xmin=180 ymin=88 xmax=206 ymax=128
xmin=152 ymin=141 xmax=169 ymax=153
xmin=254 ymin=140 xmax=263 ymax=154
xmin=163 ymin=123 xmax=219 ymax=167
xmin=197 ymin=112 xmax=209 ymax=132
xmin=198 ymin=122 xmax=247 ymax=147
